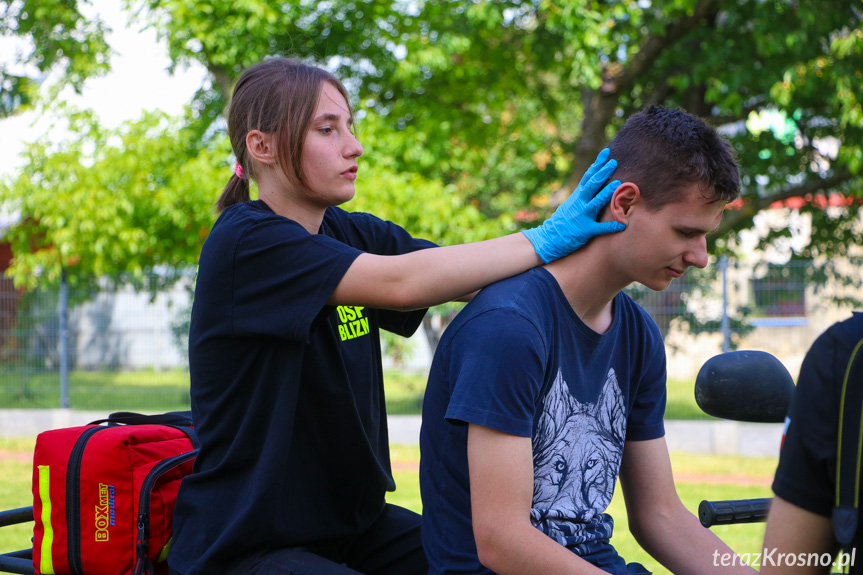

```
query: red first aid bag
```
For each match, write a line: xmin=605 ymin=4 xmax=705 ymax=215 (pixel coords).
xmin=31 ymin=412 xmax=198 ymax=575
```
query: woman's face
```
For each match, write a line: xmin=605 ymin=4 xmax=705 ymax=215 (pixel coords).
xmin=301 ymin=82 xmax=364 ymax=207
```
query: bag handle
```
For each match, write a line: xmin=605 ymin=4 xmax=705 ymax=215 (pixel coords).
xmin=88 ymin=411 xmax=199 ymax=449
xmin=89 ymin=411 xmax=193 ymax=427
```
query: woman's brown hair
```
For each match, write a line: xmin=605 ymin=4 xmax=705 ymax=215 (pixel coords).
xmin=216 ymin=58 xmax=352 ymax=213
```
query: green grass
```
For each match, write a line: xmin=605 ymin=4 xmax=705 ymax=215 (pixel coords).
xmin=386 ymin=445 xmax=777 ymax=574
xmin=1 ymin=440 xmax=776 ymax=572
xmin=0 ymin=437 xmax=36 ymax=556
xmin=666 ymin=377 xmax=717 ymax=420
xmin=385 ymin=372 xmax=713 ymax=419
xmin=1 ymin=368 xmax=711 ymax=418
xmin=385 ymin=373 xmax=714 ymax=420
xmin=610 ymin=482 xmax=770 ymax=572
xmin=0 ymin=369 xmax=193 ymax=412
xmin=382 ymin=370 xmax=428 ymax=415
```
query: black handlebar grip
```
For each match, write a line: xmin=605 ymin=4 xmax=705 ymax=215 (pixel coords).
xmin=698 ymin=498 xmax=772 ymax=527
xmin=0 ymin=506 xmax=33 ymax=528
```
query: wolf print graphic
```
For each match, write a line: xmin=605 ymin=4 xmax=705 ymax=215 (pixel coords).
xmin=530 ymin=368 xmax=626 ymax=547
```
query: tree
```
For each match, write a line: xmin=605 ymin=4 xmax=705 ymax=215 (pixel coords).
xmin=0 ymin=108 xmax=226 ymax=292
xmin=1 ymin=0 xmax=861 ymax=295
xmin=138 ymin=0 xmax=863 ymax=246
xmin=0 ymin=0 xmax=111 ymax=117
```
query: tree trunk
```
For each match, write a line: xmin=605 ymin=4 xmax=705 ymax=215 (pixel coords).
xmin=555 ymin=84 xmax=620 ymax=204
xmin=557 ymin=0 xmax=724 ymax=203
xmin=208 ymin=63 xmax=233 ymax=107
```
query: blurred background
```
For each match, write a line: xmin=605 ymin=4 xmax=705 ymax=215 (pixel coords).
xmin=0 ymin=0 xmax=861 ymax=417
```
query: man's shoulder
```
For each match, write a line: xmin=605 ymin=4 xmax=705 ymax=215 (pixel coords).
xmin=440 ymin=274 xmax=553 ymax=351
xmin=459 ymin=269 xmax=560 ymax=325
xmin=828 ymin=311 xmax=863 ymax=342
xmin=479 ymin=268 xmax=562 ymax=305
xmin=810 ymin=312 xmax=863 ymax=361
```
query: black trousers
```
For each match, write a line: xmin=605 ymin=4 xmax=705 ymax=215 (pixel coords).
xmin=171 ymin=504 xmax=427 ymax=575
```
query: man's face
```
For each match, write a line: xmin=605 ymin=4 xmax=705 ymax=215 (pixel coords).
xmin=623 ymin=183 xmax=726 ymax=291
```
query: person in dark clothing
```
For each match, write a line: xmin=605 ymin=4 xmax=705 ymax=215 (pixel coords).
xmin=763 ymin=312 xmax=863 ymax=574
xmin=168 ymin=57 xmax=624 ymax=575
xmin=420 ymin=105 xmax=752 ymax=575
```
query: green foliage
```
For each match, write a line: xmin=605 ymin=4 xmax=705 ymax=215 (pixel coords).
xmin=2 ymin=0 xmax=862 ymax=309
xmin=348 ymin=122 xmax=510 ymax=245
xmin=0 ymin=107 xmax=226 ymax=292
xmin=0 ymin=0 xmax=112 ymax=117
xmin=380 ymin=330 xmax=415 ymax=367
xmin=126 ymin=0 xmax=863 ymax=251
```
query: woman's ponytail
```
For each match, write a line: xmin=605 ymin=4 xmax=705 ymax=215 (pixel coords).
xmin=216 ymin=164 xmax=251 ymax=213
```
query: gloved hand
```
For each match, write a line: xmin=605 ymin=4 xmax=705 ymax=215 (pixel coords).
xmin=522 ymin=148 xmax=624 ymax=263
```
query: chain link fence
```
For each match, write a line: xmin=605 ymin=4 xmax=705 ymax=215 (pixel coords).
xmin=1 ymin=259 xmax=860 ymax=418
xmin=0 ymin=273 xmax=193 ymax=412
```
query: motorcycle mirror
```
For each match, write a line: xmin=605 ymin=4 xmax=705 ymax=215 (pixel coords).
xmin=694 ymin=350 xmax=795 ymax=423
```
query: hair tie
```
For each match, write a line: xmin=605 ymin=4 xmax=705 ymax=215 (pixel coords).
xmin=234 ymin=161 xmax=245 ymax=179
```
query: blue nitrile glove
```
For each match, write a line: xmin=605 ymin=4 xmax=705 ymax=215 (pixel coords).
xmin=522 ymin=148 xmax=625 ymax=263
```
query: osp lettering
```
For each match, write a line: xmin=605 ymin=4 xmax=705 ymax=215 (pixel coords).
xmin=337 ymin=307 xmax=370 ymax=341
xmin=337 ymin=306 xmax=365 ymax=323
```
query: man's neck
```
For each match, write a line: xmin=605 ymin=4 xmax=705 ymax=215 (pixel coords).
xmin=544 ymin=242 xmax=629 ymax=335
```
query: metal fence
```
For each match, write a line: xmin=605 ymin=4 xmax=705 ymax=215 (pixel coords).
xmin=0 ymin=258 xmax=860 ymax=417
xmin=0 ymin=274 xmax=193 ymax=412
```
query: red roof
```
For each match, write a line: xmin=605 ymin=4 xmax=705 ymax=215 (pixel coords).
xmin=726 ymin=193 xmax=860 ymax=211
xmin=0 ymin=241 xmax=11 ymax=273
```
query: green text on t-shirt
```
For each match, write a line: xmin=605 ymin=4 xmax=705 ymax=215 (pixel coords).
xmin=336 ymin=306 xmax=369 ymax=341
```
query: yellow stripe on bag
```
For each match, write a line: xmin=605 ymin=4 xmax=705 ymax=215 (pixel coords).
xmin=157 ymin=537 xmax=172 ymax=563
xmin=37 ymin=465 xmax=55 ymax=574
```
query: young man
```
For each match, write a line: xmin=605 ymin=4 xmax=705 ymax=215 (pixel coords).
xmin=419 ymin=106 xmax=755 ymax=575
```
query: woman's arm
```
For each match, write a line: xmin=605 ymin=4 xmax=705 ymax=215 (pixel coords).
xmin=329 ymin=150 xmax=622 ymax=310
xmin=329 ymin=232 xmax=538 ymax=310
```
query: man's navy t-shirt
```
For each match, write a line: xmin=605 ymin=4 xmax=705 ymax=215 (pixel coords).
xmin=170 ymin=200 xmax=434 ymax=575
xmin=420 ymin=268 xmax=666 ymax=575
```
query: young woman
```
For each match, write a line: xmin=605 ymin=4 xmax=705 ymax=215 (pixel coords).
xmin=169 ymin=57 xmax=622 ymax=575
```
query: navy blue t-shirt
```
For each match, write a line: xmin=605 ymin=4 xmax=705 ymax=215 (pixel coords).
xmin=170 ymin=200 xmax=434 ymax=575
xmin=420 ymin=268 xmax=666 ymax=575
xmin=773 ymin=312 xmax=863 ymax=572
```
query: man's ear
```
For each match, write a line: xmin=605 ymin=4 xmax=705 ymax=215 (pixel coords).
xmin=609 ymin=182 xmax=642 ymax=225
xmin=246 ymin=130 xmax=276 ymax=165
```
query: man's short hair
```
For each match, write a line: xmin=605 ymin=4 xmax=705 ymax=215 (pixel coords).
xmin=608 ymin=105 xmax=741 ymax=209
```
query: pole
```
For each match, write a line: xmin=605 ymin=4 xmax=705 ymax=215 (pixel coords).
xmin=59 ymin=269 xmax=69 ymax=408
xmin=720 ymin=255 xmax=731 ymax=353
